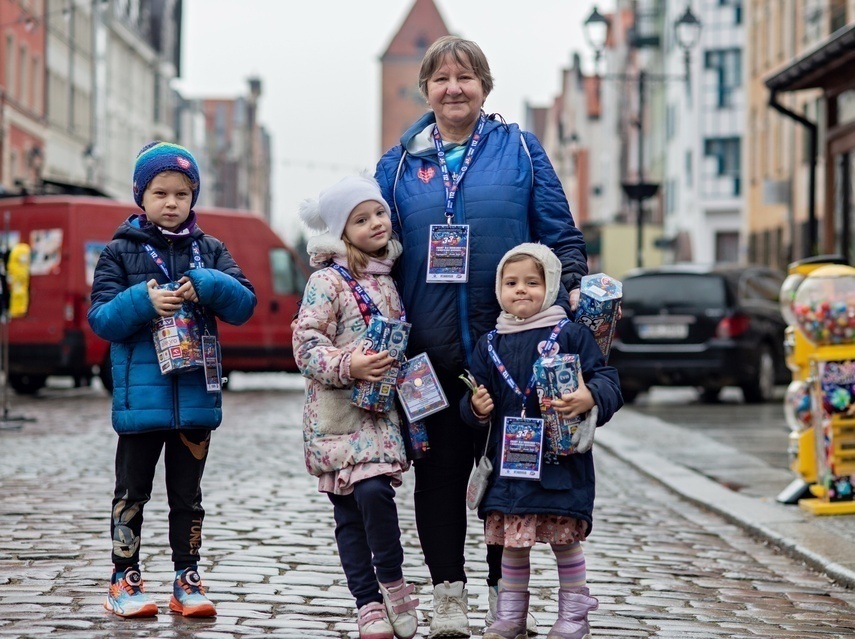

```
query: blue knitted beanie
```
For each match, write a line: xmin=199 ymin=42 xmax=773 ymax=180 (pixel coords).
xmin=132 ymin=141 xmax=200 ymax=209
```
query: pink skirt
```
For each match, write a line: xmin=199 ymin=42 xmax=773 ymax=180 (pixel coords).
xmin=484 ymin=512 xmax=587 ymax=548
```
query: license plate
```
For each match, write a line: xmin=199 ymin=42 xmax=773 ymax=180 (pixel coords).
xmin=638 ymin=323 xmax=689 ymax=339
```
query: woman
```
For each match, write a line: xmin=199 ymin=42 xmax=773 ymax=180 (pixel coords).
xmin=375 ymin=35 xmax=588 ymax=638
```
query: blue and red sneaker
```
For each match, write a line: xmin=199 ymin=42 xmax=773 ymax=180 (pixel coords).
xmin=169 ymin=567 xmax=216 ymax=617
xmin=104 ymin=567 xmax=158 ymax=618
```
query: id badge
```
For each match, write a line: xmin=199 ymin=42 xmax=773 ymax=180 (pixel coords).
xmin=202 ymin=335 xmax=222 ymax=393
xmin=499 ymin=416 xmax=545 ymax=480
xmin=426 ymin=224 xmax=470 ymax=283
xmin=397 ymin=352 xmax=449 ymax=422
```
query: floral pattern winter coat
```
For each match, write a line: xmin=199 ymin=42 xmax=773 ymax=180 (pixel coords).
xmin=293 ymin=234 xmax=409 ymax=478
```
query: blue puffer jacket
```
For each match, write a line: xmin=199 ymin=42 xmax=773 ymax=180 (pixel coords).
xmin=375 ymin=112 xmax=588 ymax=375
xmin=460 ymin=322 xmax=623 ymax=534
xmin=88 ymin=215 xmax=256 ymax=434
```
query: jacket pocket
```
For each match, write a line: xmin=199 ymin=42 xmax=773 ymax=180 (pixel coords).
xmin=315 ymin=388 xmax=365 ymax=435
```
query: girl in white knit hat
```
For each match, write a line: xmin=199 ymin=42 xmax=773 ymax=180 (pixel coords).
xmin=461 ymin=243 xmax=623 ymax=639
xmin=292 ymin=174 xmax=419 ymax=639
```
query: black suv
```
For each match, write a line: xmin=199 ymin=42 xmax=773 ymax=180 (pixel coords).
xmin=610 ymin=264 xmax=790 ymax=403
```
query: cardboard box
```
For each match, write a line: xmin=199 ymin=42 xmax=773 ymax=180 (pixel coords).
xmin=533 ymin=353 xmax=582 ymax=456
xmin=352 ymin=316 xmax=411 ymax=413
xmin=575 ymin=273 xmax=622 ymax=360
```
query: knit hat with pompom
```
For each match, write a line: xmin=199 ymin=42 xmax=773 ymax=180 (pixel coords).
xmin=132 ymin=141 xmax=200 ymax=209
xmin=298 ymin=173 xmax=390 ymax=241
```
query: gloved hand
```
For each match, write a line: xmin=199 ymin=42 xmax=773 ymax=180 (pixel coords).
xmin=571 ymin=406 xmax=598 ymax=453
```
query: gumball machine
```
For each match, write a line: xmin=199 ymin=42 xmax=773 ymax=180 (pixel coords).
xmin=790 ymin=263 xmax=855 ymax=514
xmin=776 ymin=256 xmax=846 ymax=505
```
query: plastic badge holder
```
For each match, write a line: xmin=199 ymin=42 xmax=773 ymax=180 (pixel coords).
xmin=533 ymin=353 xmax=582 ymax=456
xmin=575 ymin=273 xmax=622 ymax=360
xmin=352 ymin=315 xmax=411 ymax=413
xmin=151 ymin=282 xmax=204 ymax=375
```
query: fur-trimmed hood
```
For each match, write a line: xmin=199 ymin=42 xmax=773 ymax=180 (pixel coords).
xmin=306 ymin=233 xmax=402 ymax=269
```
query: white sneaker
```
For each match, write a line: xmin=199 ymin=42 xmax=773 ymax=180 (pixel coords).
xmin=428 ymin=581 xmax=470 ymax=638
xmin=485 ymin=584 xmax=538 ymax=635
xmin=379 ymin=580 xmax=419 ymax=639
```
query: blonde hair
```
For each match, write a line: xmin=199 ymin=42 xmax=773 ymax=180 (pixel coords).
xmin=343 ymin=235 xmax=389 ymax=280
xmin=151 ymin=169 xmax=198 ymax=192
xmin=418 ymin=35 xmax=494 ymax=100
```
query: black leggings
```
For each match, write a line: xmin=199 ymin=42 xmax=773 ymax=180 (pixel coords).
xmin=413 ymin=372 xmax=502 ymax=586
xmin=111 ymin=429 xmax=210 ymax=571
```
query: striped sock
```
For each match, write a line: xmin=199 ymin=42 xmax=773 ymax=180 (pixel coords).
xmin=500 ymin=546 xmax=531 ymax=592
xmin=553 ymin=542 xmax=586 ymax=590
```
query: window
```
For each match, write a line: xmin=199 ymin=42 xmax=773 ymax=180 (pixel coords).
xmin=270 ymin=248 xmax=307 ymax=296
xmin=704 ymin=49 xmax=742 ymax=108
xmin=18 ymin=45 xmax=27 ymax=107
xmin=705 ymin=137 xmax=741 ymax=176
xmin=715 ymin=232 xmax=739 ymax=264
xmin=5 ymin=35 xmax=14 ymax=101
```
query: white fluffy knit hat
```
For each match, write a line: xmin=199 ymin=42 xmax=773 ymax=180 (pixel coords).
xmin=298 ymin=173 xmax=391 ymax=240
xmin=495 ymin=243 xmax=563 ymax=313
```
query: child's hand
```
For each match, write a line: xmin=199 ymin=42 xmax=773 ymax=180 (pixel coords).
xmin=350 ymin=343 xmax=396 ymax=382
xmin=176 ymin=276 xmax=199 ymax=303
xmin=552 ymin=375 xmax=595 ymax=419
xmin=147 ymin=279 xmax=184 ymax=317
xmin=470 ymin=385 xmax=494 ymax=420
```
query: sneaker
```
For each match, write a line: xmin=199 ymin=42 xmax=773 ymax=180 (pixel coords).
xmin=379 ymin=579 xmax=420 ymax=639
xmin=486 ymin=584 xmax=539 ymax=635
xmin=428 ymin=581 xmax=470 ymax=638
xmin=358 ymin=601 xmax=395 ymax=639
xmin=104 ymin=566 xmax=158 ymax=618
xmin=169 ymin=567 xmax=216 ymax=617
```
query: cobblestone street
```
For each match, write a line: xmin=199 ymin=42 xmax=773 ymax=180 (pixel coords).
xmin=2 ymin=375 xmax=855 ymax=638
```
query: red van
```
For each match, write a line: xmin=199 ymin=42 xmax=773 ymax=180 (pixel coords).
xmin=2 ymin=195 xmax=309 ymax=393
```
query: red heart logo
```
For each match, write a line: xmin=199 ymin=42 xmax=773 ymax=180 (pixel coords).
xmin=418 ymin=167 xmax=435 ymax=183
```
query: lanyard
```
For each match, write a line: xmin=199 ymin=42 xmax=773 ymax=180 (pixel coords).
xmin=329 ymin=262 xmax=407 ymax=326
xmin=143 ymin=240 xmax=203 ymax=280
xmin=433 ymin=111 xmax=487 ymax=223
xmin=487 ymin=319 xmax=570 ymax=417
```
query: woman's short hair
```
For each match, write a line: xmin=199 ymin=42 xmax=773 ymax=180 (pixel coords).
xmin=418 ymin=35 xmax=494 ymax=100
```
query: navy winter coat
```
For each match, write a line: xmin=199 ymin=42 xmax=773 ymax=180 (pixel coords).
xmin=88 ymin=215 xmax=256 ymax=434
xmin=460 ymin=322 xmax=623 ymax=534
xmin=375 ymin=112 xmax=588 ymax=375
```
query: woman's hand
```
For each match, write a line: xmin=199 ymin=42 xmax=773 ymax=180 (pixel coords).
xmin=470 ymin=385 xmax=494 ymax=420
xmin=350 ymin=343 xmax=396 ymax=382
xmin=551 ymin=375 xmax=595 ymax=419
xmin=569 ymin=287 xmax=581 ymax=312
xmin=147 ymin=279 xmax=184 ymax=317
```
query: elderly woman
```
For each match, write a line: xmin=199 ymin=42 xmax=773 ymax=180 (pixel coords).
xmin=375 ymin=35 xmax=589 ymax=638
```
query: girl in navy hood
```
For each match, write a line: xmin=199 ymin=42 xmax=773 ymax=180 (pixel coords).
xmin=460 ymin=243 xmax=622 ymax=639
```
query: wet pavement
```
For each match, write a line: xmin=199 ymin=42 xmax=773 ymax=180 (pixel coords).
xmin=2 ymin=374 xmax=855 ymax=638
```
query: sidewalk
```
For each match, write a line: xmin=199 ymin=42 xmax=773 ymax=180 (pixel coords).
xmin=598 ymin=406 xmax=855 ymax=589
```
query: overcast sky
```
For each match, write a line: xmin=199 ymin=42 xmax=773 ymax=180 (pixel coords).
xmin=177 ymin=0 xmax=604 ymax=242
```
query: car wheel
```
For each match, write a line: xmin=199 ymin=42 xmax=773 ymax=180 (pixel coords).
xmin=620 ymin=387 xmax=639 ymax=404
xmin=742 ymin=344 xmax=775 ymax=404
xmin=98 ymin=353 xmax=114 ymax=394
xmin=8 ymin=373 xmax=47 ymax=395
xmin=700 ymin=387 xmax=722 ymax=403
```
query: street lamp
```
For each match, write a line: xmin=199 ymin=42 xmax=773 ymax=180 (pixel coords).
xmin=583 ymin=3 xmax=701 ymax=268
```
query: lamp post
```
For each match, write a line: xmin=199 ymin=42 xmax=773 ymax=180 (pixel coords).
xmin=584 ymin=3 xmax=701 ymax=268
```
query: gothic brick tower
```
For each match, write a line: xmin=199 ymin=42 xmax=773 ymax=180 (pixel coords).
xmin=380 ymin=0 xmax=450 ymax=154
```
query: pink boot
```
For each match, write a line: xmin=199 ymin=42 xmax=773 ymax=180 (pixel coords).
xmin=546 ymin=588 xmax=598 ymax=639
xmin=483 ymin=590 xmax=529 ymax=639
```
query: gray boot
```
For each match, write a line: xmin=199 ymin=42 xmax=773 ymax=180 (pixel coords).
xmin=546 ymin=588 xmax=598 ymax=639
xmin=483 ymin=590 xmax=529 ymax=639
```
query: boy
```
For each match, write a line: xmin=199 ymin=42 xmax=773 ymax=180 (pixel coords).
xmin=88 ymin=141 xmax=256 ymax=618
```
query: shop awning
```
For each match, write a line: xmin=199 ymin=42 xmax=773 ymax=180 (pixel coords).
xmin=765 ymin=22 xmax=855 ymax=93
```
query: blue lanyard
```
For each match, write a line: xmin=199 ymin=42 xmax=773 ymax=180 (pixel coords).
xmin=486 ymin=319 xmax=570 ymax=417
xmin=433 ymin=112 xmax=487 ymax=223
xmin=143 ymin=240 xmax=203 ymax=280
xmin=328 ymin=262 xmax=407 ymax=325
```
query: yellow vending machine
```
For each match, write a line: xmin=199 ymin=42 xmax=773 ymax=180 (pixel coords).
xmin=777 ymin=256 xmax=846 ymax=504
xmin=789 ymin=264 xmax=855 ymax=514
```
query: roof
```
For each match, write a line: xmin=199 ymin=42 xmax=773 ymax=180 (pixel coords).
xmin=381 ymin=0 xmax=450 ymax=60
xmin=765 ymin=22 xmax=855 ymax=93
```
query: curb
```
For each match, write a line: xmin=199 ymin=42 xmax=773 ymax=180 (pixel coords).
xmin=596 ymin=415 xmax=855 ymax=590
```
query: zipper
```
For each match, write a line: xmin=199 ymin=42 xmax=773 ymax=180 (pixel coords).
xmin=456 ymin=187 xmax=473 ymax=368
xmin=167 ymin=239 xmax=180 ymax=427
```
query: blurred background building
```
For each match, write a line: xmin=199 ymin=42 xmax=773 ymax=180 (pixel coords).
xmin=13 ymin=0 xmax=272 ymax=219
